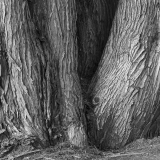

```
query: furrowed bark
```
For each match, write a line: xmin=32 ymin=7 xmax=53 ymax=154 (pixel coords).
xmin=29 ymin=0 xmax=87 ymax=147
xmin=0 ymin=0 xmax=49 ymax=146
xmin=89 ymin=0 xmax=160 ymax=149
xmin=27 ymin=0 xmax=63 ymax=146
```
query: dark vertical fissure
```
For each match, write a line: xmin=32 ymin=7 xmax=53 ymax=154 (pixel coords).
xmin=76 ymin=0 xmax=119 ymax=80
xmin=76 ymin=0 xmax=119 ymax=145
xmin=2 ymin=0 xmax=160 ymax=153
xmin=0 ymin=29 xmax=9 ymax=135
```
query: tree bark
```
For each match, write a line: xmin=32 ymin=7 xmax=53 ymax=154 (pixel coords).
xmin=2 ymin=0 xmax=160 ymax=153
xmin=0 ymin=0 xmax=49 ymax=146
xmin=89 ymin=0 xmax=160 ymax=149
xmin=27 ymin=0 xmax=88 ymax=147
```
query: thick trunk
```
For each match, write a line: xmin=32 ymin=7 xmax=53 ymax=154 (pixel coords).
xmin=28 ymin=0 xmax=87 ymax=147
xmin=89 ymin=0 xmax=160 ymax=149
xmin=0 ymin=0 xmax=49 ymax=146
xmin=2 ymin=0 xmax=160 ymax=153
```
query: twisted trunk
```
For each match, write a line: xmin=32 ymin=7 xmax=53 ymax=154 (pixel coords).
xmin=89 ymin=0 xmax=160 ymax=149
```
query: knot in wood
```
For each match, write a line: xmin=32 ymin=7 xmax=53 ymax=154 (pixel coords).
xmin=92 ymin=96 xmax=100 ymax=105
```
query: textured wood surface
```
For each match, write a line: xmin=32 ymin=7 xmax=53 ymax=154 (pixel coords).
xmin=21 ymin=0 xmax=87 ymax=147
xmin=89 ymin=0 xmax=160 ymax=149
xmin=0 ymin=0 xmax=49 ymax=145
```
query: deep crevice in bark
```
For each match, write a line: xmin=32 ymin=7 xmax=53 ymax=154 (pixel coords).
xmin=76 ymin=0 xmax=119 ymax=146
xmin=0 ymin=29 xmax=9 ymax=136
xmin=76 ymin=0 xmax=119 ymax=81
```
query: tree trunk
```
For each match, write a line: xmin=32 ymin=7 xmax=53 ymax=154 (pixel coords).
xmin=0 ymin=0 xmax=49 ymax=146
xmin=0 ymin=0 xmax=88 ymax=148
xmin=30 ymin=0 xmax=88 ymax=147
xmin=89 ymin=0 xmax=160 ymax=149
xmin=2 ymin=0 xmax=160 ymax=153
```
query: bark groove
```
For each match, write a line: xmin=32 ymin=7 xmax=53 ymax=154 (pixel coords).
xmin=77 ymin=0 xmax=119 ymax=79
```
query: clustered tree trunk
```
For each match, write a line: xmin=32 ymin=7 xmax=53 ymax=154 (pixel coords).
xmin=0 ymin=0 xmax=160 ymax=153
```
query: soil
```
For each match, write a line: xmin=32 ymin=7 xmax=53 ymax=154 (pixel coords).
xmin=1 ymin=137 xmax=160 ymax=160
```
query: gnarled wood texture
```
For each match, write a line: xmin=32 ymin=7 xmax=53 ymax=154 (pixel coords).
xmin=89 ymin=0 xmax=160 ymax=149
xmin=0 ymin=0 xmax=49 ymax=146
xmin=28 ymin=0 xmax=87 ymax=147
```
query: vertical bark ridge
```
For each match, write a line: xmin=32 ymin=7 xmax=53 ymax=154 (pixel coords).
xmin=0 ymin=0 xmax=49 ymax=145
xmin=89 ymin=0 xmax=160 ymax=149
xmin=28 ymin=0 xmax=63 ymax=145
xmin=30 ymin=0 xmax=87 ymax=147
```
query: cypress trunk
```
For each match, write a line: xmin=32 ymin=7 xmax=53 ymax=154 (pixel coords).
xmin=0 ymin=0 xmax=88 ymax=148
xmin=0 ymin=0 xmax=49 ymax=146
xmin=88 ymin=0 xmax=160 ymax=149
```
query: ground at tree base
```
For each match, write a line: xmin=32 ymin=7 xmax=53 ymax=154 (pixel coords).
xmin=1 ymin=136 xmax=160 ymax=160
